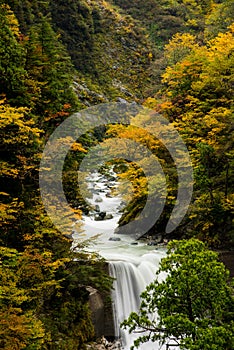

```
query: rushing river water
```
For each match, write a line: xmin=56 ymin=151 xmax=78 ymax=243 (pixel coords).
xmin=73 ymin=170 xmax=177 ymax=349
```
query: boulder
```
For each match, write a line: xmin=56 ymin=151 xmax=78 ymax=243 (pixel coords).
xmin=95 ymin=197 xmax=103 ymax=203
xmin=94 ymin=212 xmax=106 ymax=221
xmin=147 ymin=241 xmax=157 ymax=246
xmin=94 ymin=214 xmax=102 ymax=221
xmin=99 ymin=211 xmax=106 ymax=219
xmin=105 ymin=213 xmax=113 ymax=220
xmin=94 ymin=205 xmax=100 ymax=212
xmin=86 ymin=287 xmax=105 ymax=337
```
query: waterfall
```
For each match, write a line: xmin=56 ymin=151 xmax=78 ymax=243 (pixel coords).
xmin=73 ymin=170 xmax=177 ymax=349
xmin=108 ymin=252 xmax=167 ymax=350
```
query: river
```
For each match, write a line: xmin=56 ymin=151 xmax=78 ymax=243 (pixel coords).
xmin=72 ymin=170 xmax=177 ymax=349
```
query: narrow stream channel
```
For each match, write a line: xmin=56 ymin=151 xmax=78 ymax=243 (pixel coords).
xmin=72 ymin=170 xmax=176 ymax=349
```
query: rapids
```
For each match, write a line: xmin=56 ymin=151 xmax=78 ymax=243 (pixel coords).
xmin=72 ymin=170 xmax=176 ymax=349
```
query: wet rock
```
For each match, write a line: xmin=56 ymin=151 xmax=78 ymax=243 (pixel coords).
xmin=105 ymin=213 xmax=113 ymax=220
xmin=94 ymin=212 xmax=106 ymax=221
xmin=147 ymin=234 xmax=163 ymax=246
xmin=117 ymin=201 xmax=126 ymax=211
xmin=95 ymin=197 xmax=103 ymax=203
xmin=86 ymin=338 xmax=122 ymax=350
xmin=110 ymin=341 xmax=122 ymax=349
xmin=114 ymin=227 xmax=120 ymax=234
xmin=91 ymin=189 xmax=101 ymax=195
xmin=108 ymin=176 xmax=116 ymax=182
xmin=99 ymin=211 xmax=106 ymax=219
xmin=109 ymin=237 xmax=121 ymax=241
xmin=95 ymin=205 xmax=100 ymax=212
xmin=147 ymin=241 xmax=157 ymax=246
xmin=87 ymin=287 xmax=105 ymax=338
xmin=107 ymin=184 xmax=114 ymax=189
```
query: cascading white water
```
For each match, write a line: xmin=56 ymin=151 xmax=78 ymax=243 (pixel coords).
xmin=108 ymin=252 xmax=167 ymax=350
xmin=73 ymin=170 xmax=176 ymax=349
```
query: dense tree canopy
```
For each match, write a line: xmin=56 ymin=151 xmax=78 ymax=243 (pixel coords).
xmin=0 ymin=3 xmax=112 ymax=349
xmin=159 ymin=24 xmax=234 ymax=244
xmin=0 ymin=0 xmax=233 ymax=348
xmin=110 ymin=22 xmax=234 ymax=246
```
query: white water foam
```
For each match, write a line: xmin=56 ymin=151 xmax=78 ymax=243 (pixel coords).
xmin=73 ymin=170 xmax=177 ymax=349
xmin=107 ymin=250 xmax=168 ymax=350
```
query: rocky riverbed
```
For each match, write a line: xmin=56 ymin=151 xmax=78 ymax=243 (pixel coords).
xmin=86 ymin=337 xmax=122 ymax=350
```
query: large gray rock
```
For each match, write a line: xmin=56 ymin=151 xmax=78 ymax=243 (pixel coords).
xmin=95 ymin=197 xmax=103 ymax=203
xmin=105 ymin=213 xmax=113 ymax=220
xmin=87 ymin=287 xmax=105 ymax=337
xmin=86 ymin=283 xmax=115 ymax=339
xmin=94 ymin=204 xmax=100 ymax=212
xmin=109 ymin=237 xmax=121 ymax=241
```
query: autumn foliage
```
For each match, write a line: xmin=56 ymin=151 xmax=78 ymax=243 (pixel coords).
xmin=0 ymin=0 xmax=234 ymax=349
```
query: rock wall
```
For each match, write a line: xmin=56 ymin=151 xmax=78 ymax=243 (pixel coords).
xmin=87 ymin=286 xmax=115 ymax=339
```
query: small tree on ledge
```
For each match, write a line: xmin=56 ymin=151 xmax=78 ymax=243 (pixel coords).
xmin=121 ymin=239 xmax=234 ymax=350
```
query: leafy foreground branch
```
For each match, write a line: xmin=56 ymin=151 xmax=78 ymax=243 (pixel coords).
xmin=122 ymin=239 xmax=234 ymax=350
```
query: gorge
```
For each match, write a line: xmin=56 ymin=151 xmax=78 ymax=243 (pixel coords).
xmin=1 ymin=1 xmax=233 ymax=349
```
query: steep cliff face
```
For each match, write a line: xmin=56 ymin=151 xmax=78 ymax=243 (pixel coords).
xmin=6 ymin=0 xmax=224 ymax=105
xmin=50 ymin=0 xmax=155 ymax=101
xmin=7 ymin=0 xmax=154 ymax=102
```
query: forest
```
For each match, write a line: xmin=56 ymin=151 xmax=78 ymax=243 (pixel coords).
xmin=0 ymin=0 xmax=233 ymax=349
